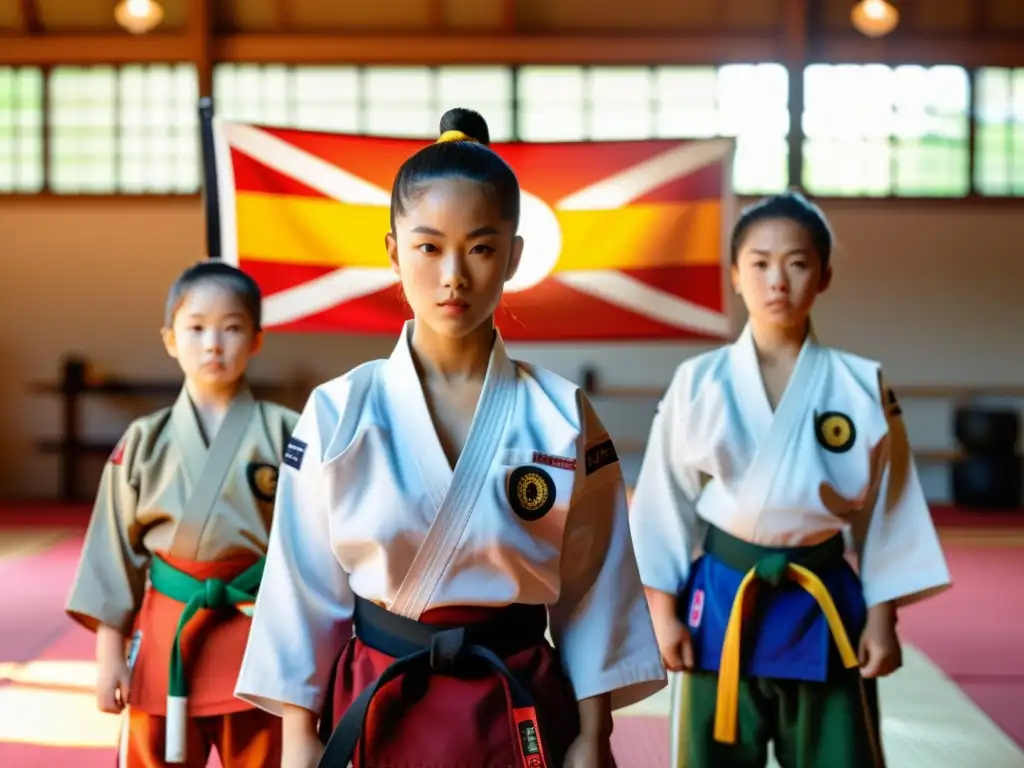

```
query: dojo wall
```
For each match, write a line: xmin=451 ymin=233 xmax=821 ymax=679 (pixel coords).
xmin=0 ymin=197 xmax=1021 ymax=502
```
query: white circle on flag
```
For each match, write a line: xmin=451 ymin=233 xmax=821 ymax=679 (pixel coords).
xmin=504 ymin=191 xmax=562 ymax=293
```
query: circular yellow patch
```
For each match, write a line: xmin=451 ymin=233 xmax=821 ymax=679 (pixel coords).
xmin=247 ymin=462 xmax=279 ymax=502
xmin=516 ymin=472 xmax=550 ymax=512
xmin=254 ymin=466 xmax=278 ymax=497
xmin=508 ymin=466 xmax=556 ymax=521
xmin=815 ymin=412 xmax=856 ymax=453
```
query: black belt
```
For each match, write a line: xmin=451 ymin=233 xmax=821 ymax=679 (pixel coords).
xmin=318 ymin=596 xmax=551 ymax=768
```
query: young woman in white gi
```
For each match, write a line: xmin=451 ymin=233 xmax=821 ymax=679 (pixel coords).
xmin=234 ymin=107 xmax=667 ymax=768
xmin=630 ymin=192 xmax=952 ymax=768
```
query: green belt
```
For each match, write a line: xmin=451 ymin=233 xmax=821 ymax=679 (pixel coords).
xmin=703 ymin=525 xmax=845 ymax=585
xmin=148 ymin=556 xmax=264 ymax=702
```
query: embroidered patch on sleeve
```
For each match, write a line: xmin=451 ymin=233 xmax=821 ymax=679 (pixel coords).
xmin=886 ymin=388 xmax=902 ymax=417
xmin=109 ymin=435 xmax=127 ymax=466
xmin=532 ymin=451 xmax=577 ymax=471
xmin=585 ymin=438 xmax=619 ymax=476
xmin=283 ymin=437 xmax=308 ymax=470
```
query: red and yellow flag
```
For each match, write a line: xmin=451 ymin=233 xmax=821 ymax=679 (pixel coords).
xmin=211 ymin=121 xmax=734 ymax=341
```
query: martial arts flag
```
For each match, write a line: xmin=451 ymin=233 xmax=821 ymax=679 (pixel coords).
xmin=203 ymin=116 xmax=735 ymax=341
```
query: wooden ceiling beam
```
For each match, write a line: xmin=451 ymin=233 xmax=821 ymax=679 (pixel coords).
xmin=1 ymin=31 xmax=1023 ymax=68
xmin=272 ymin=0 xmax=293 ymax=32
xmin=185 ymin=0 xmax=214 ymax=96
xmin=18 ymin=0 xmax=42 ymax=34
xmin=814 ymin=33 xmax=1024 ymax=66
xmin=427 ymin=0 xmax=443 ymax=31
xmin=215 ymin=32 xmax=785 ymax=64
xmin=500 ymin=0 xmax=517 ymax=34
xmin=0 ymin=34 xmax=193 ymax=64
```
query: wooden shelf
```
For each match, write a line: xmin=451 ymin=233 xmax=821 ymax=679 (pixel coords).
xmin=29 ymin=356 xmax=313 ymax=502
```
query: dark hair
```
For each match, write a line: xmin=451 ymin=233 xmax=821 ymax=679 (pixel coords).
xmin=389 ymin=108 xmax=521 ymax=231
xmin=730 ymin=191 xmax=833 ymax=270
xmin=165 ymin=261 xmax=263 ymax=330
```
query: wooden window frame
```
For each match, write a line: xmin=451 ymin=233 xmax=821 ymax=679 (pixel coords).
xmin=1 ymin=60 xmax=1023 ymax=206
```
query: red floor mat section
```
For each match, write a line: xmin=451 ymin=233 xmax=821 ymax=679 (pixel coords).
xmin=2 ymin=513 xmax=1024 ymax=767
xmin=898 ymin=544 xmax=1024 ymax=749
xmin=0 ymin=536 xmax=87 ymax=665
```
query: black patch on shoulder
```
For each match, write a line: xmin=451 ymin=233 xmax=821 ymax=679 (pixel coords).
xmin=508 ymin=466 xmax=556 ymax=521
xmin=886 ymin=388 xmax=902 ymax=416
xmin=246 ymin=462 xmax=279 ymax=502
xmin=585 ymin=438 xmax=619 ymax=476
xmin=283 ymin=437 xmax=307 ymax=470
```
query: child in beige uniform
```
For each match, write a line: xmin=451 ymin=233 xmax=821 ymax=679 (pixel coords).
xmin=66 ymin=261 xmax=299 ymax=767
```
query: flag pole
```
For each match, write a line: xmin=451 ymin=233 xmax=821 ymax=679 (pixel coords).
xmin=198 ymin=97 xmax=222 ymax=261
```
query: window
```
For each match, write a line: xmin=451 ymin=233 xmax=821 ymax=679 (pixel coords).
xmin=49 ymin=67 xmax=118 ymax=194
xmin=212 ymin=64 xmax=294 ymax=127
xmin=49 ymin=64 xmax=199 ymax=194
xmin=0 ymin=67 xmax=44 ymax=193
xmin=802 ymin=64 xmax=970 ymax=197
xmin=517 ymin=67 xmax=588 ymax=141
xmin=363 ymin=68 xmax=436 ymax=137
xmin=437 ymin=67 xmax=514 ymax=141
xmin=293 ymin=67 xmax=361 ymax=133
xmin=119 ymin=65 xmax=199 ymax=194
xmin=974 ymin=68 xmax=1024 ymax=196
xmin=212 ymin=65 xmax=515 ymax=140
xmin=515 ymin=64 xmax=790 ymax=195
xmin=712 ymin=64 xmax=790 ymax=196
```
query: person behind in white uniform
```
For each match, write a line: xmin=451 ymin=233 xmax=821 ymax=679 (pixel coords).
xmin=233 ymin=107 xmax=667 ymax=768
xmin=630 ymin=191 xmax=952 ymax=768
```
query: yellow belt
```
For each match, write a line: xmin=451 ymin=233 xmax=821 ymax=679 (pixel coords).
xmin=714 ymin=562 xmax=860 ymax=744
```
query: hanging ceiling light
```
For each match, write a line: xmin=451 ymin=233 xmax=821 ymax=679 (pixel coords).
xmin=851 ymin=0 xmax=900 ymax=38
xmin=115 ymin=0 xmax=165 ymax=35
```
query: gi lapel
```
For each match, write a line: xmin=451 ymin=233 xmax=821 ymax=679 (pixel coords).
xmin=732 ymin=323 xmax=826 ymax=519
xmin=170 ymin=385 xmax=257 ymax=559
xmin=384 ymin=323 xmax=455 ymax=518
xmin=386 ymin=322 xmax=517 ymax=620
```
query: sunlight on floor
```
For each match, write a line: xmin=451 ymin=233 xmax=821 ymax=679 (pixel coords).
xmin=1 ymin=645 xmax=1022 ymax=766
xmin=0 ymin=661 xmax=120 ymax=748
xmin=0 ymin=529 xmax=69 ymax=560
xmin=616 ymin=646 xmax=1024 ymax=768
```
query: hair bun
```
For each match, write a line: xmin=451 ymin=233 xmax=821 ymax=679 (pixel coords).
xmin=439 ymin=108 xmax=491 ymax=146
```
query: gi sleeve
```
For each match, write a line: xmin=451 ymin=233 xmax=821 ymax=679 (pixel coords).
xmin=629 ymin=364 xmax=706 ymax=597
xmin=858 ymin=375 xmax=952 ymax=608
xmin=235 ymin=388 xmax=355 ymax=717
xmin=547 ymin=392 xmax=668 ymax=711
xmin=65 ymin=424 xmax=149 ymax=635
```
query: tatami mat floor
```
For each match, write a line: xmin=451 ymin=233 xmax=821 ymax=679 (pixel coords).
xmin=2 ymin=514 xmax=1023 ymax=767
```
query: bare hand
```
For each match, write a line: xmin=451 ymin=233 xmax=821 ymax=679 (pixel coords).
xmin=859 ymin=603 xmax=902 ymax=678
xmin=282 ymin=732 xmax=324 ymax=768
xmin=282 ymin=705 xmax=325 ymax=768
xmin=655 ymin=614 xmax=694 ymax=672
xmin=563 ymin=732 xmax=613 ymax=768
xmin=96 ymin=655 xmax=131 ymax=713
xmin=645 ymin=589 xmax=695 ymax=672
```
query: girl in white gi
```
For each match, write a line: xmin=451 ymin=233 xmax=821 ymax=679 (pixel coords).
xmin=630 ymin=192 xmax=952 ymax=768
xmin=235 ymin=107 xmax=666 ymax=768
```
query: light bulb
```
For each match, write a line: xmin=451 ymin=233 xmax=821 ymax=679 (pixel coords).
xmin=851 ymin=0 xmax=899 ymax=38
xmin=114 ymin=0 xmax=165 ymax=35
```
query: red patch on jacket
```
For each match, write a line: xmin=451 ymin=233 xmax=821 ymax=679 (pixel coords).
xmin=109 ymin=435 xmax=127 ymax=466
